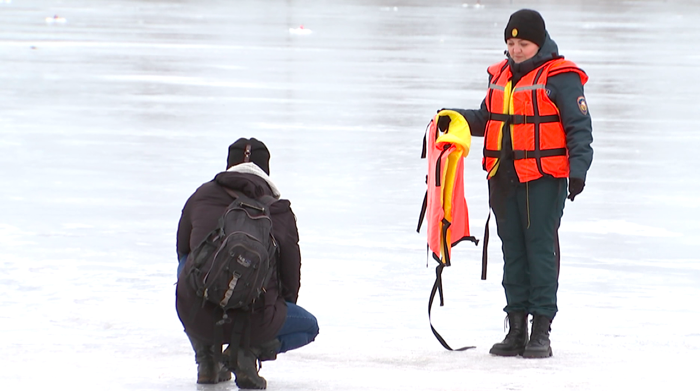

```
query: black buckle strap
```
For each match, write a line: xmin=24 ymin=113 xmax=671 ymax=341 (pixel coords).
xmin=483 ymin=149 xmax=501 ymax=158
xmin=488 ymin=113 xmax=510 ymax=122
xmin=489 ymin=113 xmax=560 ymax=125
xmin=512 ymin=148 xmax=567 ymax=160
xmin=513 ymin=114 xmax=560 ymax=124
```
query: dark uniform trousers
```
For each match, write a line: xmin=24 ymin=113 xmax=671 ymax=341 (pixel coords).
xmin=489 ymin=175 xmax=567 ymax=320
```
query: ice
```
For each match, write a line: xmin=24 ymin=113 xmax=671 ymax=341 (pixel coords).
xmin=1 ymin=0 xmax=699 ymax=390
xmin=289 ymin=25 xmax=313 ymax=35
xmin=45 ymin=15 xmax=67 ymax=24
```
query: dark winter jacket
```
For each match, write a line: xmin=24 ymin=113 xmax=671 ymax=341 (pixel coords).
xmin=175 ymin=169 xmax=301 ymax=345
xmin=451 ymin=32 xmax=593 ymax=184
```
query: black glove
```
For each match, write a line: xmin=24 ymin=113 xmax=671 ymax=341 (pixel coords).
xmin=436 ymin=115 xmax=451 ymax=132
xmin=567 ymin=177 xmax=585 ymax=201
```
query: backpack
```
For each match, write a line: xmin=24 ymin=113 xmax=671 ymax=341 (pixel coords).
xmin=184 ymin=187 xmax=279 ymax=313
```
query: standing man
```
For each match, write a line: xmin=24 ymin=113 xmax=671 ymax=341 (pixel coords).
xmin=176 ymin=138 xmax=319 ymax=387
xmin=439 ymin=9 xmax=593 ymax=358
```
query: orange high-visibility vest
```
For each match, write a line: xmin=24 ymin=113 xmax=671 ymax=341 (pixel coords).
xmin=483 ymin=58 xmax=588 ymax=183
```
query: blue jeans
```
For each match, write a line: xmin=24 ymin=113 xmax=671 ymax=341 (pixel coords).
xmin=277 ymin=302 xmax=319 ymax=353
xmin=177 ymin=253 xmax=187 ymax=278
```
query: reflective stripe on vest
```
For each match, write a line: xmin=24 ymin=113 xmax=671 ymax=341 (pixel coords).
xmin=482 ymin=58 xmax=588 ymax=182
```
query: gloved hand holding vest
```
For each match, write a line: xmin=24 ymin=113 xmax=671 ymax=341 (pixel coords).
xmin=567 ymin=177 xmax=585 ymax=201
xmin=437 ymin=115 xmax=451 ymax=132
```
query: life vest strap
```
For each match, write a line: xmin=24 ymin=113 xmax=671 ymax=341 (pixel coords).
xmin=484 ymin=149 xmax=501 ymax=158
xmin=428 ymin=263 xmax=475 ymax=352
xmin=441 ymin=218 xmax=452 ymax=267
xmin=421 ymin=121 xmax=431 ymax=159
xmin=416 ymin=190 xmax=428 ymax=233
xmin=481 ymin=212 xmax=491 ymax=280
xmin=489 ymin=113 xmax=560 ymax=125
xmin=452 ymin=235 xmax=479 ymax=247
xmin=435 ymin=145 xmax=450 ymax=186
xmin=513 ymin=148 xmax=567 ymax=160
xmin=483 ymin=147 xmax=566 ymax=160
xmin=555 ymin=230 xmax=561 ymax=280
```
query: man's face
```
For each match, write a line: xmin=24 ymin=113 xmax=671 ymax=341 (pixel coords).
xmin=507 ymin=38 xmax=539 ymax=64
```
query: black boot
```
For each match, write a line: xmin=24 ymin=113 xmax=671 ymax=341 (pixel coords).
xmin=489 ymin=312 xmax=529 ymax=356
xmin=223 ymin=338 xmax=282 ymax=370
xmin=231 ymin=348 xmax=267 ymax=389
xmin=187 ymin=335 xmax=231 ymax=384
xmin=523 ymin=314 xmax=553 ymax=358
xmin=223 ymin=338 xmax=279 ymax=367
xmin=251 ymin=338 xmax=282 ymax=362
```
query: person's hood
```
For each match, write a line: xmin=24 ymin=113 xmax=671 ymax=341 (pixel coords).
xmin=216 ymin=162 xmax=281 ymax=198
xmin=507 ymin=31 xmax=562 ymax=80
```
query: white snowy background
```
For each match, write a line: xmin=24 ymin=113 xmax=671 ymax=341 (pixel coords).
xmin=1 ymin=0 xmax=699 ymax=390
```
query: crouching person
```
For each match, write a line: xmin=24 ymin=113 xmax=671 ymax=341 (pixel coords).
xmin=175 ymin=138 xmax=319 ymax=388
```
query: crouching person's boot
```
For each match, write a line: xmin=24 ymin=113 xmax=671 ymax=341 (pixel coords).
xmin=251 ymin=338 xmax=282 ymax=362
xmin=230 ymin=348 xmax=267 ymax=390
xmin=523 ymin=314 xmax=553 ymax=358
xmin=187 ymin=334 xmax=231 ymax=384
xmin=489 ymin=311 xmax=529 ymax=356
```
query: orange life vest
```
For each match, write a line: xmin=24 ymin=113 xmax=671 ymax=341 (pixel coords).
xmin=483 ymin=58 xmax=588 ymax=183
xmin=417 ymin=111 xmax=479 ymax=352
xmin=417 ymin=110 xmax=477 ymax=266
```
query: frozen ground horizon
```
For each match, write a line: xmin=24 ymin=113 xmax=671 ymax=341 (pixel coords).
xmin=2 ymin=0 xmax=699 ymax=390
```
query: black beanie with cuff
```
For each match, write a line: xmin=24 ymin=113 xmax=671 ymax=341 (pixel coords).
xmin=227 ymin=137 xmax=271 ymax=175
xmin=504 ymin=9 xmax=546 ymax=47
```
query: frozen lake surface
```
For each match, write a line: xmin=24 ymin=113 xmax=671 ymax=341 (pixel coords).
xmin=2 ymin=0 xmax=699 ymax=390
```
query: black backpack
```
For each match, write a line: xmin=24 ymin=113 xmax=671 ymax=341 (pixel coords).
xmin=184 ymin=187 xmax=279 ymax=313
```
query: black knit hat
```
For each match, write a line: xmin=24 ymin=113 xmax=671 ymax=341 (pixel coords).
xmin=504 ymin=9 xmax=546 ymax=47
xmin=227 ymin=137 xmax=271 ymax=174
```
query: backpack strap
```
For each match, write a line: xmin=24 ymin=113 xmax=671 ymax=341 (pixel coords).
xmin=221 ymin=310 xmax=251 ymax=370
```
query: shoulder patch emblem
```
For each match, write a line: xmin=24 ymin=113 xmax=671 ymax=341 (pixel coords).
xmin=577 ymin=96 xmax=588 ymax=115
